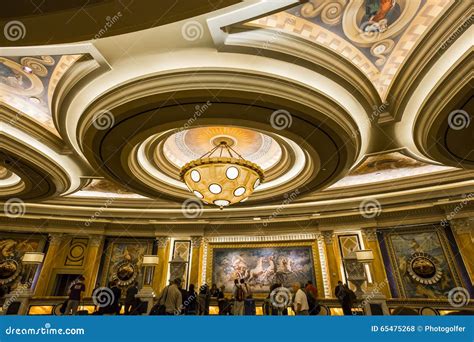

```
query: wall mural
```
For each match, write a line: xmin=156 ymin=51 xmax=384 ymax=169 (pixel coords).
xmin=210 ymin=245 xmax=316 ymax=293
xmin=0 ymin=235 xmax=46 ymax=287
xmin=100 ymin=239 xmax=152 ymax=288
xmin=380 ymin=226 xmax=463 ymax=298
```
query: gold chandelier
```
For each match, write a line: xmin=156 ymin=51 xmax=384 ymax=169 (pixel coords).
xmin=180 ymin=139 xmax=264 ymax=208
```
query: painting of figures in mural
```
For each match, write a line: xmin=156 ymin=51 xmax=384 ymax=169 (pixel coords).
xmin=212 ymin=246 xmax=315 ymax=293
xmin=0 ymin=236 xmax=46 ymax=286
xmin=388 ymin=230 xmax=458 ymax=299
xmin=361 ymin=0 xmax=402 ymax=33
xmin=101 ymin=240 xmax=151 ymax=287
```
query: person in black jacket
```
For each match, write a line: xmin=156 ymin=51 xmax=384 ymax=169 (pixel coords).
xmin=335 ymin=281 xmax=352 ymax=315
xmin=124 ymin=281 xmax=139 ymax=315
xmin=110 ymin=280 xmax=122 ymax=315
xmin=183 ymin=284 xmax=198 ymax=315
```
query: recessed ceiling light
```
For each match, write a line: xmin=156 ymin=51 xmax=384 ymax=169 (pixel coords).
xmin=22 ymin=66 xmax=33 ymax=74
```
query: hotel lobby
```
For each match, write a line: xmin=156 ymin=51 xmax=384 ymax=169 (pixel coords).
xmin=0 ymin=0 xmax=473 ymax=317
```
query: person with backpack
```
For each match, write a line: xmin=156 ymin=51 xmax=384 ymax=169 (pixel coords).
xmin=233 ymin=279 xmax=246 ymax=315
xmin=157 ymin=278 xmax=182 ymax=315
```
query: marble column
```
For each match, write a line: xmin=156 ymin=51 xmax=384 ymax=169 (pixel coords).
xmin=34 ymin=234 xmax=64 ymax=296
xmin=361 ymin=228 xmax=391 ymax=298
xmin=321 ymin=231 xmax=340 ymax=297
xmin=450 ymin=218 xmax=474 ymax=285
xmin=82 ymin=236 xmax=104 ymax=296
xmin=189 ymin=237 xmax=202 ymax=287
xmin=314 ymin=233 xmax=328 ymax=298
xmin=152 ymin=237 xmax=170 ymax=293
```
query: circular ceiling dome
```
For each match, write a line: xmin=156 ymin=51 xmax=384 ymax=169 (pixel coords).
xmin=78 ymin=70 xmax=363 ymax=204
xmin=163 ymin=126 xmax=282 ymax=170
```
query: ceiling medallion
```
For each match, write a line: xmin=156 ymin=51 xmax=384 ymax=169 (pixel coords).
xmin=180 ymin=140 xmax=264 ymax=208
xmin=407 ymin=252 xmax=442 ymax=285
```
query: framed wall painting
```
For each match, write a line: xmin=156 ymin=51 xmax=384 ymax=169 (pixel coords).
xmin=206 ymin=241 xmax=318 ymax=295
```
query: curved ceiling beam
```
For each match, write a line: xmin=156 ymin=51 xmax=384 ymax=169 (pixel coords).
xmin=394 ymin=25 xmax=473 ymax=163
xmin=0 ymin=121 xmax=88 ymax=198
xmin=0 ymin=0 xmax=242 ymax=46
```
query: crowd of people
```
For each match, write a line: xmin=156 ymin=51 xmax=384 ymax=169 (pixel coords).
xmin=59 ymin=275 xmax=356 ymax=316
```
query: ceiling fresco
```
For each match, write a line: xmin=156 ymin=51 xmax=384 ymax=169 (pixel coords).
xmin=163 ymin=126 xmax=282 ymax=170
xmin=330 ymin=151 xmax=452 ymax=188
xmin=247 ymin=0 xmax=452 ymax=99
xmin=0 ymin=54 xmax=81 ymax=135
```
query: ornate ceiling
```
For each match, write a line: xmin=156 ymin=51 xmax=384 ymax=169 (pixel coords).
xmin=0 ymin=0 xmax=472 ymax=226
xmin=247 ymin=0 xmax=453 ymax=99
xmin=0 ymin=54 xmax=81 ymax=135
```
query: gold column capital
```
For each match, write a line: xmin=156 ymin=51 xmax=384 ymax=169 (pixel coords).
xmin=450 ymin=218 xmax=472 ymax=233
xmin=48 ymin=233 xmax=64 ymax=246
xmin=89 ymin=235 xmax=104 ymax=247
xmin=155 ymin=236 xmax=169 ymax=249
xmin=361 ymin=228 xmax=378 ymax=242
xmin=321 ymin=231 xmax=334 ymax=244
xmin=191 ymin=236 xmax=203 ymax=248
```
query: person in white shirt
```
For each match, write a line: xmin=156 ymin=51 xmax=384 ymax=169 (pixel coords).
xmin=292 ymin=282 xmax=309 ymax=315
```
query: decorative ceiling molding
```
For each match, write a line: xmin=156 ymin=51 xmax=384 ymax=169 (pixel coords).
xmin=389 ymin=2 xmax=472 ymax=121
xmin=413 ymin=52 xmax=473 ymax=169
xmin=243 ymin=0 xmax=453 ymax=101
xmin=75 ymin=69 xmax=362 ymax=204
